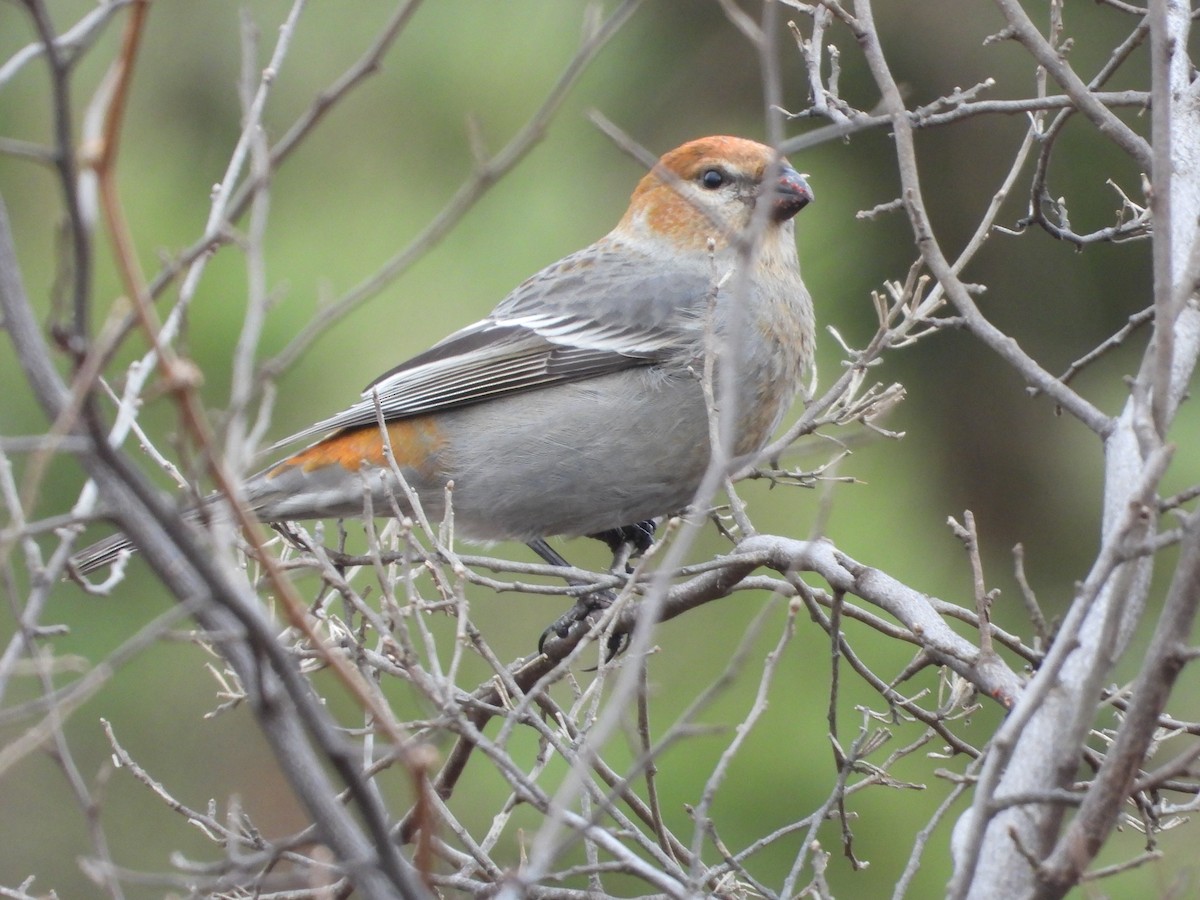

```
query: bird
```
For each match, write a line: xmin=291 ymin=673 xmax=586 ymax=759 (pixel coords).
xmin=71 ymin=135 xmax=815 ymax=634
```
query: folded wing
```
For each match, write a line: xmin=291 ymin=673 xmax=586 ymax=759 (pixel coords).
xmin=268 ymin=247 xmax=714 ymax=452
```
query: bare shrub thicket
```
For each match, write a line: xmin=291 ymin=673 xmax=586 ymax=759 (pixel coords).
xmin=2 ymin=1 xmax=1198 ymax=898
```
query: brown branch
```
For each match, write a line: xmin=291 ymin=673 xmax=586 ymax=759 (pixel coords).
xmin=63 ymin=1 xmax=426 ymax=396
xmin=0 ymin=190 xmax=426 ymax=899
xmin=948 ymin=512 xmax=995 ymax=658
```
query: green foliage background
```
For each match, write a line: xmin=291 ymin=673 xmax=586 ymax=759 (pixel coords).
xmin=1 ymin=2 xmax=1197 ymax=897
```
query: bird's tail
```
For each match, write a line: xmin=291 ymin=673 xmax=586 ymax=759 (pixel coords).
xmin=69 ymin=497 xmax=224 ymax=577
xmin=70 ymin=530 xmax=139 ymax=576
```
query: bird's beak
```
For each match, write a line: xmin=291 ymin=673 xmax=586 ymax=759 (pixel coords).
xmin=770 ymin=165 xmax=813 ymax=222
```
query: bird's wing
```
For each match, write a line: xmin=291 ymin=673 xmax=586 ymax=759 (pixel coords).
xmin=266 ymin=247 xmax=715 ymax=452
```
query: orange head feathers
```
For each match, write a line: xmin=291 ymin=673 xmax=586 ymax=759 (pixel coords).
xmin=617 ymin=136 xmax=812 ymax=252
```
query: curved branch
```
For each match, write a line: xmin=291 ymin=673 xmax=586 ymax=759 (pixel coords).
xmin=650 ymin=535 xmax=1024 ymax=707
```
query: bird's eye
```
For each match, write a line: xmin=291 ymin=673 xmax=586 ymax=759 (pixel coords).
xmin=700 ymin=168 xmax=726 ymax=189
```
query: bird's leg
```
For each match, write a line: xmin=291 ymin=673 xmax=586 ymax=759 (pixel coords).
xmin=271 ymin=521 xmax=313 ymax=554
xmin=527 ymin=537 xmax=574 ymax=570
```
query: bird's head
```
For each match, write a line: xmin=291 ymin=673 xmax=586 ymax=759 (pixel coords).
xmin=617 ymin=135 xmax=812 ymax=253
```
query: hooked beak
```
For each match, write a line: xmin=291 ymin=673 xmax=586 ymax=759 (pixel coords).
xmin=770 ymin=165 xmax=813 ymax=222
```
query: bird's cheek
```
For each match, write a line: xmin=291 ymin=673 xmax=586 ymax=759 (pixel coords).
xmin=642 ymin=196 xmax=718 ymax=249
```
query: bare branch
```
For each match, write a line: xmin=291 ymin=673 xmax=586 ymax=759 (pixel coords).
xmin=991 ymin=0 xmax=1152 ymax=170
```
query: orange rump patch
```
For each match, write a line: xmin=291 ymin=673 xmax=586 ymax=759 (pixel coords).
xmin=272 ymin=418 xmax=447 ymax=477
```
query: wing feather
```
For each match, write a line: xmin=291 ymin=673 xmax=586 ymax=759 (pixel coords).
xmin=267 ymin=246 xmax=716 ymax=453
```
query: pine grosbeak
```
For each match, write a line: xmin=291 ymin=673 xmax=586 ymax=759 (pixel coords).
xmin=72 ymin=136 xmax=814 ymax=580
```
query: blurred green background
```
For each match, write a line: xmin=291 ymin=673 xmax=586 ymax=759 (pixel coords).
xmin=2 ymin=1 xmax=1197 ymax=897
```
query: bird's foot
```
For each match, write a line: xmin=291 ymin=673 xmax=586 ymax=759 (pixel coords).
xmin=538 ymin=589 xmax=627 ymax=660
xmin=588 ymin=519 xmax=658 ymax=572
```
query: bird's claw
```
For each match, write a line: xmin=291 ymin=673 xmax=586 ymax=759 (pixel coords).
xmin=587 ymin=519 xmax=658 ymax=571
xmin=538 ymin=590 xmax=628 ymax=661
